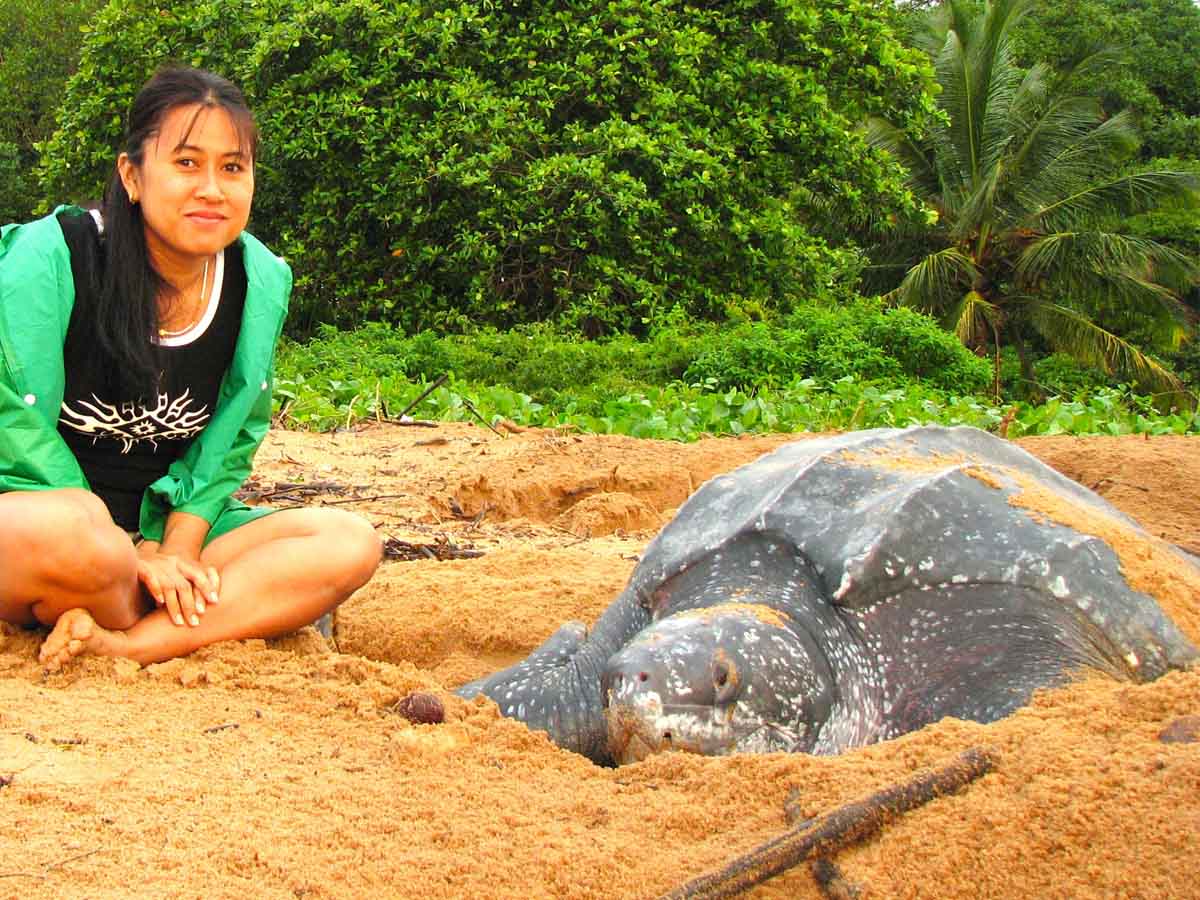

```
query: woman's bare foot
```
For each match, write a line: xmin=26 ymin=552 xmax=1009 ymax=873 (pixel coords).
xmin=38 ymin=608 xmax=126 ymax=672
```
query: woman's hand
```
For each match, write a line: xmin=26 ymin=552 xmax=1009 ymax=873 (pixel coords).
xmin=135 ymin=544 xmax=220 ymax=627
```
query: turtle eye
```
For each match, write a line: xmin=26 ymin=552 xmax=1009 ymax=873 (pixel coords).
xmin=713 ymin=658 xmax=739 ymax=703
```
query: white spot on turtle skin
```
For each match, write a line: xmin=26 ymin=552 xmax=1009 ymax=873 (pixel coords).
xmin=1049 ymin=576 xmax=1070 ymax=599
xmin=1125 ymin=652 xmax=1140 ymax=669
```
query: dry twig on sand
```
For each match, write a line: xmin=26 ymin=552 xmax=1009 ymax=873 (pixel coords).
xmin=810 ymin=858 xmax=862 ymax=899
xmin=382 ymin=536 xmax=485 ymax=562
xmin=0 ymin=847 xmax=112 ymax=880
xmin=237 ymin=479 xmax=353 ymax=503
xmin=659 ymin=746 xmax=997 ymax=900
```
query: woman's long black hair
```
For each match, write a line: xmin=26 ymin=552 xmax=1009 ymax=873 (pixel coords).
xmin=88 ymin=66 xmax=258 ymax=398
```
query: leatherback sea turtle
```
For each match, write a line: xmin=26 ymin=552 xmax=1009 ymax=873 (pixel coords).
xmin=459 ymin=426 xmax=1198 ymax=764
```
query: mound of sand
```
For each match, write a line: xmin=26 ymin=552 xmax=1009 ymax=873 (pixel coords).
xmin=1 ymin=423 xmax=1196 ymax=899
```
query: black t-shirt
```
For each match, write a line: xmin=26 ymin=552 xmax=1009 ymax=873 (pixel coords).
xmin=55 ymin=209 xmax=247 ymax=530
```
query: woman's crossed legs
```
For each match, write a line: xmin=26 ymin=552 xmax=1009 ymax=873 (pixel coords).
xmin=0 ymin=489 xmax=381 ymax=670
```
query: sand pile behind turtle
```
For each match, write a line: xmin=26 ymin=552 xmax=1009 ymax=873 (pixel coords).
xmin=1 ymin=424 xmax=1196 ymax=899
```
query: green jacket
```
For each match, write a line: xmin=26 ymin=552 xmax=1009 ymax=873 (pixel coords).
xmin=0 ymin=207 xmax=291 ymax=541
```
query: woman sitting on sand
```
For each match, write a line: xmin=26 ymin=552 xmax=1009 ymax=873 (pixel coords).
xmin=0 ymin=67 xmax=382 ymax=671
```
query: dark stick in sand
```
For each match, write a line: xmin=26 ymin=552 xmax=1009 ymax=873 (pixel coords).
xmin=660 ymin=746 xmax=997 ymax=900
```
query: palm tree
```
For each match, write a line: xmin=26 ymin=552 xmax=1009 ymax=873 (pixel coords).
xmin=867 ymin=0 xmax=1199 ymax=401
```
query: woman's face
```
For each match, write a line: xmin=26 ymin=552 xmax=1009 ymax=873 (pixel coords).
xmin=118 ymin=103 xmax=254 ymax=272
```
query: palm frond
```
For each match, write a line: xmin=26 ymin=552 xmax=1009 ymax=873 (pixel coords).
xmin=977 ymin=43 xmax=1024 ymax=175
xmin=948 ymin=289 xmax=999 ymax=345
xmin=953 ymin=157 xmax=1006 ymax=241
xmin=1014 ymin=110 xmax=1141 ymax=216
xmin=1015 ymin=232 xmax=1196 ymax=352
xmin=1027 ymin=300 xmax=1186 ymax=394
xmin=966 ymin=0 xmax=1032 ymax=166
xmin=1007 ymin=96 xmax=1107 ymax=212
xmin=1024 ymin=169 xmax=1200 ymax=231
xmin=912 ymin=1 xmax=954 ymax=57
xmin=885 ymin=245 xmax=979 ymax=314
xmin=1053 ymin=46 xmax=1127 ymax=98
xmin=1007 ymin=61 xmax=1051 ymax=136
xmin=931 ymin=26 xmax=976 ymax=190
xmin=1093 ymin=273 xmax=1192 ymax=350
xmin=1014 ymin=231 xmax=1199 ymax=293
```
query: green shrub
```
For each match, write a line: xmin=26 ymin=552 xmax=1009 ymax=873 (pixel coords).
xmin=999 ymin=348 xmax=1123 ymax=400
xmin=40 ymin=0 xmax=935 ymax=333
xmin=681 ymin=301 xmax=991 ymax=393
xmin=1033 ymin=353 xmax=1121 ymax=397
xmin=854 ymin=304 xmax=991 ymax=390
xmin=272 ymin=321 xmax=1200 ymax=435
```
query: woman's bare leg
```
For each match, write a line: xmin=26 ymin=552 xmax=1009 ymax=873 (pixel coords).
xmin=0 ymin=489 xmax=144 ymax=630
xmin=39 ymin=507 xmax=382 ymax=669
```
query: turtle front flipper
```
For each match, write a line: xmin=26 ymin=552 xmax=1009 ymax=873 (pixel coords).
xmin=458 ymin=621 xmax=589 ymax=699
xmin=454 ymin=587 xmax=651 ymax=764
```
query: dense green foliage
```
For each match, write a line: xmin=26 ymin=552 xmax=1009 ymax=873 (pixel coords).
xmin=0 ymin=0 xmax=103 ymax=222
xmin=15 ymin=0 xmax=1197 ymax=418
xmin=273 ymin=323 xmax=1200 ymax=437
xmin=1124 ymin=159 xmax=1200 ymax=259
xmin=272 ymin=300 xmax=991 ymax=406
xmin=0 ymin=141 xmax=34 ymax=226
xmin=867 ymin=0 xmax=1199 ymax=399
xmin=1011 ymin=0 xmax=1200 ymax=160
xmin=682 ymin=303 xmax=990 ymax=393
xmin=893 ymin=0 xmax=1200 ymax=162
xmin=39 ymin=0 xmax=935 ymax=334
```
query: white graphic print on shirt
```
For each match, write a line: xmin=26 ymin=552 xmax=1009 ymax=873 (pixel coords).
xmin=59 ymin=390 xmax=210 ymax=453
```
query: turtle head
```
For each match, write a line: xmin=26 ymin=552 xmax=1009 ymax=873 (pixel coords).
xmin=600 ymin=603 xmax=836 ymax=764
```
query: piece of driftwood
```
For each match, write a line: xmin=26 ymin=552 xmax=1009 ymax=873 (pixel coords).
xmin=659 ymin=747 xmax=997 ymax=900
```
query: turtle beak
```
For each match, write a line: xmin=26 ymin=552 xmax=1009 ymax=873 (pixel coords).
xmin=605 ymin=704 xmax=669 ymax=764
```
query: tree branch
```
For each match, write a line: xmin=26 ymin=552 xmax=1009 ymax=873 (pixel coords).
xmin=659 ymin=746 xmax=997 ymax=900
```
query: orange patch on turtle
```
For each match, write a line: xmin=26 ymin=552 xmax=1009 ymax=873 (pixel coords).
xmin=671 ymin=603 xmax=792 ymax=629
